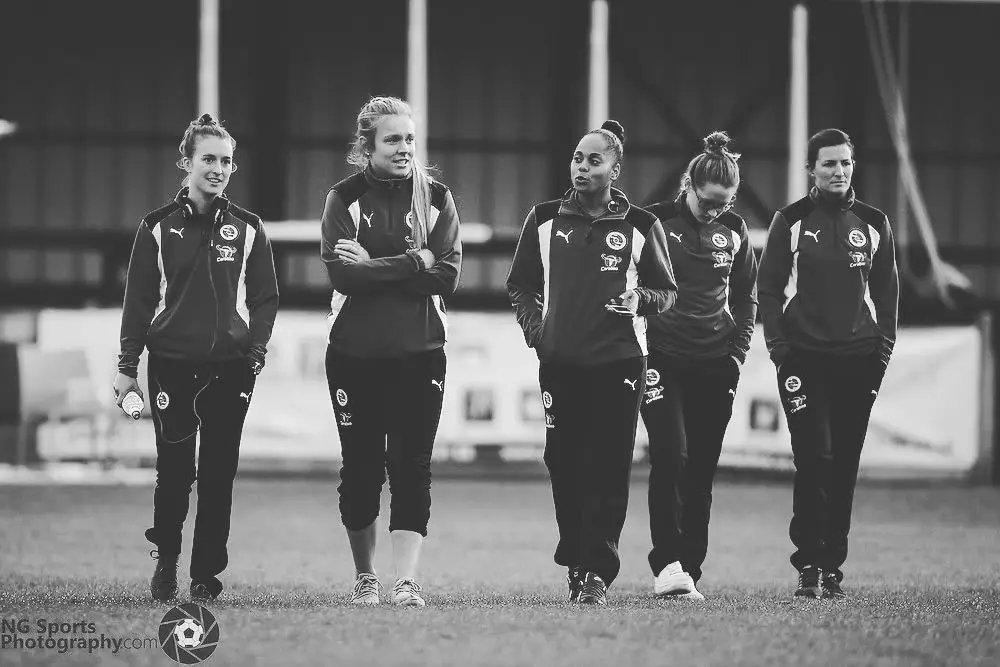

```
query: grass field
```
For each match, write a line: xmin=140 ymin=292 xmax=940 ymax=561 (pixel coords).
xmin=2 ymin=474 xmax=999 ymax=666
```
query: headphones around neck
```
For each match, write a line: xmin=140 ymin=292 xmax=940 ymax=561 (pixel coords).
xmin=176 ymin=187 xmax=230 ymax=225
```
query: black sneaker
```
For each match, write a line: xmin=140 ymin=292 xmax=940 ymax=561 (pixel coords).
xmin=149 ymin=550 xmax=179 ymax=602
xmin=567 ymin=567 xmax=582 ymax=603
xmin=821 ymin=572 xmax=845 ymax=599
xmin=190 ymin=580 xmax=220 ymax=602
xmin=577 ymin=572 xmax=608 ymax=605
xmin=794 ymin=565 xmax=821 ymax=598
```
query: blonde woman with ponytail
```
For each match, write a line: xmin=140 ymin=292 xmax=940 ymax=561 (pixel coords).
xmin=320 ymin=96 xmax=463 ymax=607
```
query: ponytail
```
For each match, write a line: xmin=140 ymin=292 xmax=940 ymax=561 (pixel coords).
xmin=679 ymin=130 xmax=741 ymax=195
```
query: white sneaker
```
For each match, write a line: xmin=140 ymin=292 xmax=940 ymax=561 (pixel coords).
xmin=653 ymin=561 xmax=696 ymax=597
xmin=392 ymin=578 xmax=426 ymax=607
xmin=678 ymin=584 xmax=706 ymax=601
xmin=350 ymin=573 xmax=382 ymax=606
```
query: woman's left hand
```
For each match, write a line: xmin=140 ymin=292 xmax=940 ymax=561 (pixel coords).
xmin=335 ymin=239 xmax=370 ymax=264
xmin=606 ymin=289 xmax=640 ymax=317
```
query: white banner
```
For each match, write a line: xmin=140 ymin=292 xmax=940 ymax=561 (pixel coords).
xmin=31 ymin=310 xmax=985 ymax=477
xmin=721 ymin=325 xmax=983 ymax=475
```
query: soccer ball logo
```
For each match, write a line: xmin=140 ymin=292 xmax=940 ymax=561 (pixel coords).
xmin=174 ymin=619 xmax=204 ymax=648
xmin=159 ymin=603 xmax=220 ymax=664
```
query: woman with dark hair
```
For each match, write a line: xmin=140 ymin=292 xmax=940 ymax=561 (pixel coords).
xmin=758 ymin=128 xmax=899 ymax=599
xmin=114 ymin=113 xmax=279 ymax=603
xmin=643 ymin=130 xmax=758 ymax=601
xmin=321 ymin=96 xmax=462 ymax=607
xmin=507 ymin=120 xmax=678 ymax=605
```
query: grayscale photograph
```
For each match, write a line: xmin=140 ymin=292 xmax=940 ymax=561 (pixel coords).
xmin=0 ymin=0 xmax=998 ymax=665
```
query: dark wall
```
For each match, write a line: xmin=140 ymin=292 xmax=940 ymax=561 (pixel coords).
xmin=0 ymin=0 xmax=997 ymax=301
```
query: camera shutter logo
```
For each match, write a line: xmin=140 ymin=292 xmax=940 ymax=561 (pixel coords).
xmin=159 ymin=603 xmax=220 ymax=664
xmin=156 ymin=392 xmax=170 ymax=410
xmin=711 ymin=232 xmax=728 ymax=248
xmin=219 ymin=224 xmax=239 ymax=242
xmin=784 ymin=376 xmax=802 ymax=393
xmin=605 ymin=231 xmax=627 ymax=251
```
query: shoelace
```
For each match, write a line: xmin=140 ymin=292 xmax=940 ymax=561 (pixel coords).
xmin=799 ymin=569 xmax=820 ymax=587
xmin=353 ymin=575 xmax=380 ymax=600
xmin=579 ymin=579 xmax=605 ymax=600
xmin=394 ymin=579 xmax=422 ymax=595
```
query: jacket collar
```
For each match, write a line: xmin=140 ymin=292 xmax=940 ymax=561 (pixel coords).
xmin=558 ymin=187 xmax=631 ymax=220
xmin=809 ymin=185 xmax=856 ymax=211
xmin=673 ymin=193 xmax=702 ymax=230
xmin=364 ymin=167 xmax=412 ymax=190
xmin=175 ymin=187 xmax=230 ymax=223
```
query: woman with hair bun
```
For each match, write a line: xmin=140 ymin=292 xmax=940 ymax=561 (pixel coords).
xmin=114 ymin=113 xmax=279 ymax=603
xmin=321 ymin=96 xmax=462 ymax=608
xmin=758 ymin=128 xmax=898 ymax=600
xmin=642 ymin=130 xmax=758 ymax=601
xmin=507 ymin=120 xmax=678 ymax=605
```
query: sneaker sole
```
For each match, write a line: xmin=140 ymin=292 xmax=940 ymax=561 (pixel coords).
xmin=676 ymin=591 xmax=705 ymax=601
xmin=654 ymin=588 xmax=695 ymax=598
xmin=794 ymin=589 xmax=821 ymax=598
xmin=393 ymin=595 xmax=425 ymax=607
xmin=654 ymin=583 xmax=695 ymax=597
xmin=350 ymin=598 xmax=381 ymax=606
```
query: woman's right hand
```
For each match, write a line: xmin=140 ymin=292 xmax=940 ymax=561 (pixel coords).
xmin=113 ymin=373 xmax=142 ymax=408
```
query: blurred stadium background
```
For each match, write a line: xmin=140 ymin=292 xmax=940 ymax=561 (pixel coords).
xmin=0 ymin=0 xmax=996 ymax=483
xmin=1 ymin=2 xmax=999 ymax=666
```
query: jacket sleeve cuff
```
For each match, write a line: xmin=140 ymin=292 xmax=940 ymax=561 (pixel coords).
xmin=405 ymin=249 xmax=426 ymax=272
xmin=117 ymin=362 xmax=139 ymax=379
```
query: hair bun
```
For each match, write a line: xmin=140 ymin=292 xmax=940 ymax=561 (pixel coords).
xmin=703 ymin=130 xmax=731 ymax=155
xmin=602 ymin=120 xmax=626 ymax=147
xmin=197 ymin=113 xmax=215 ymax=126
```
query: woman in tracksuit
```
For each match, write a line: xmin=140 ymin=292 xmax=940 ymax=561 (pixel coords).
xmin=507 ymin=120 xmax=677 ymax=605
xmin=643 ymin=131 xmax=758 ymax=601
xmin=114 ymin=114 xmax=279 ymax=603
xmin=758 ymin=128 xmax=898 ymax=600
xmin=322 ymin=96 xmax=462 ymax=608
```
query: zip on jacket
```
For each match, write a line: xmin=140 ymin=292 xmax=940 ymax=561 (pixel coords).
xmin=645 ymin=196 xmax=758 ymax=364
xmin=507 ymin=187 xmax=678 ymax=366
xmin=320 ymin=169 xmax=462 ymax=359
xmin=118 ymin=189 xmax=279 ymax=377
xmin=757 ymin=186 xmax=899 ymax=367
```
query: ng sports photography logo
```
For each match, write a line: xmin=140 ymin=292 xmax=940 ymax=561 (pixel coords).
xmin=1 ymin=617 xmax=157 ymax=655
xmin=159 ymin=603 xmax=221 ymax=664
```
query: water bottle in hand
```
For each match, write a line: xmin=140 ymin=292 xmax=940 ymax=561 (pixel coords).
xmin=121 ymin=391 xmax=144 ymax=420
